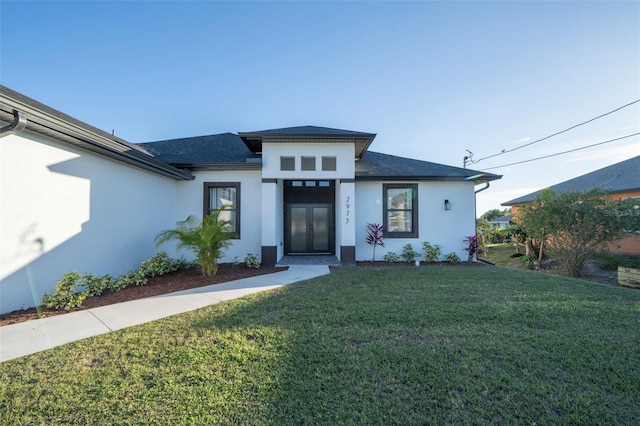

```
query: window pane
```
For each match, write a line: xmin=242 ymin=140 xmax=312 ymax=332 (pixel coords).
xmin=212 ymin=187 xmax=236 ymax=209
xmin=322 ymin=156 xmax=337 ymax=171
xmin=301 ymin=156 xmax=316 ymax=171
xmin=220 ymin=210 xmax=236 ymax=233
xmin=281 ymin=156 xmax=295 ymax=171
xmin=210 ymin=187 xmax=237 ymax=233
xmin=388 ymin=210 xmax=412 ymax=233
xmin=387 ymin=188 xmax=413 ymax=209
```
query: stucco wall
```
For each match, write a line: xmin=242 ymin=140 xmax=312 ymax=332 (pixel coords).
xmin=261 ymin=142 xmax=355 ymax=180
xmin=174 ymin=170 xmax=263 ymax=263
xmin=355 ymin=181 xmax=477 ymax=261
xmin=0 ymin=130 xmax=179 ymax=313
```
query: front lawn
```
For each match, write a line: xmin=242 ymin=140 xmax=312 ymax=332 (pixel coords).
xmin=1 ymin=266 xmax=639 ymax=424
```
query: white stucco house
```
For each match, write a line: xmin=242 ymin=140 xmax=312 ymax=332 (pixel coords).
xmin=0 ymin=86 xmax=501 ymax=314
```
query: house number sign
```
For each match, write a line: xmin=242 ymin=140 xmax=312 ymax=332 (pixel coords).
xmin=345 ymin=196 xmax=351 ymax=224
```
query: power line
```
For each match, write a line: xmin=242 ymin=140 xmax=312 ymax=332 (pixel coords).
xmin=482 ymin=132 xmax=640 ymax=170
xmin=471 ymin=99 xmax=640 ymax=165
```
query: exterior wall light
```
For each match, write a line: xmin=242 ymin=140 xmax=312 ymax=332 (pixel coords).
xmin=444 ymin=199 xmax=451 ymax=210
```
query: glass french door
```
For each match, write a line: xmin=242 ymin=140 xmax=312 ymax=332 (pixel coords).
xmin=286 ymin=204 xmax=333 ymax=254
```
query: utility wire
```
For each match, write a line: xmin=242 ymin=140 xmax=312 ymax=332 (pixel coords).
xmin=471 ymin=99 xmax=640 ymax=165
xmin=482 ymin=132 xmax=640 ymax=170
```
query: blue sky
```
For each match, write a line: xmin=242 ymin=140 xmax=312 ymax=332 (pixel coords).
xmin=2 ymin=0 xmax=639 ymax=215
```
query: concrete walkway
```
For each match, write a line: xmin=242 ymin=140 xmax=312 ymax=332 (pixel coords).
xmin=0 ymin=265 xmax=330 ymax=363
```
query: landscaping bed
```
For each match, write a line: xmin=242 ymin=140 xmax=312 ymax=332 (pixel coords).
xmin=0 ymin=264 xmax=287 ymax=327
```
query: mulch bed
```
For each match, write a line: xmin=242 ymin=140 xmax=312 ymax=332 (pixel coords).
xmin=0 ymin=264 xmax=287 ymax=327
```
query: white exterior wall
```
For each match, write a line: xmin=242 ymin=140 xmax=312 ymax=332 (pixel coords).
xmin=336 ymin=180 xmax=356 ymax=260
xmin=0 ymin=130 xmax=179 ymax=313
xmin=261 ymin=142 xmax=356 ymax=261
xmin=354 ymin=181 xmax=477 ymax=261
xmin=175 ymin=170 xmax=263 ymax=262
xmin=261 ymin=142 xmax=355 ymax=180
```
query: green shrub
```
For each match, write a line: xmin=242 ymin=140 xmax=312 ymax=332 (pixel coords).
xmin=520 ymin=254 xmax=537 ymax=270
xmin=232 ymin=256 xmax=240 ymax=269
xmin=383 ymin=252 xmax=400 ymax=263
xmin=422 ymin=242 xmax=442 ymax=262
xmin=42 ymin=272 xmax=88 ymax=310
xmin=444 ymin=252 xmax=460 ymax=263
xmin=245 ymin=253 xmax=261 ymax=269
xmin=401 ymin=244 xmax=419 ymax=263
xmin=107 ymin=276 xmax=131 ymax=292
xmin=138 ymin=252 xmax=180 ymax=277
xmin=116 ymin=270 xmax=148 ymax=288
xmin=598 ymin=251 xmax=626 ymax=270
xmin=84 ymin=273 xmax=114 ymax=297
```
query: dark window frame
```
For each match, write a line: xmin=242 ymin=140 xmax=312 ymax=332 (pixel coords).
xmin=382 ymin=183 xmax=419 ymax=238
xmin=281 ymin=156 xmax=295 ymax=171
xmin=322 ymin=156 xmax=337 ymax=171
xmin=301 ymin=156 xmax=316 ymax=171
xmin=203 ymin=182 xmax=241 ymax=239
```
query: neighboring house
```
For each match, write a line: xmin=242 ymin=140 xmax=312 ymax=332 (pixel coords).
xmin=0 ymin=86 xmax=501 ymax=314
xmin=489 ymin=215 xmax=511 ymax=230
xmin=502 ymin=156 xmax=640 ymax=255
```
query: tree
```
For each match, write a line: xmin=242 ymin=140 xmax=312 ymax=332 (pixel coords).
xmin=480 ymin=207 xmax=511 ymax=222
xmin=518 ymin=188 xmax=627 ymax=277
xmin=155 ymin=206 xmax=233 ymax=276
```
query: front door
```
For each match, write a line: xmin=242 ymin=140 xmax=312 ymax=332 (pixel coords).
xmin=286 ymin=204 xmax=333 ymax=254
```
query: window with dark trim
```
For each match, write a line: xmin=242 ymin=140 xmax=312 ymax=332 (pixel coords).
xmin=301 ymin=156 xmax=316 ymax=171
xmin=203 ymin=182 xmax=240 ymax=239
xmin=383 ymin=183 xmax=418 ymax=238
xmin=322 ymin=156 xmax=337 ymax=171
xmin=281 ymin=156 xmax=295 ymax=171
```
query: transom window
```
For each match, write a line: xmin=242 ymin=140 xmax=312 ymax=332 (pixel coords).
xmin=203 ymin=182 xmax=240 ymax=239
xmin=280 ymin=156 xmax=295 ymax=171
xmin=383 ymin=183 xmax=418 ymax=238
xmin=301 ymin=156 xmax=316 ymax=171
xmin=322 ymin=156 xmax=337 ymax=171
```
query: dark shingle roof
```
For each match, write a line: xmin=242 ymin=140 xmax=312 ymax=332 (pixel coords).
xmin=238 ymin=125 xmax=376 ymax=159
xmin=1 ymin=85 xmax=192 ymax=180
xmin=139 ymin=133 xmax=258 ymax=165
xmin=490 ymin=215 xmax=512 ymax=223
xmin=502 ymin=155 xmax=640 ymax=206
xmin=356 ymin=151 xmax=502 ymax=182
xmin=240 ymin=125 xmax=375 ymax=137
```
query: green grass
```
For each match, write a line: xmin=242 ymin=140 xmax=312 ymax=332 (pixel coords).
xmin=2 ymin=266 xmax=640 ymax=424
xmin=482 ymin=243 xmax=523 ymax=267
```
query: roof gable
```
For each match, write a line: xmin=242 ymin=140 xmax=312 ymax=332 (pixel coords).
xmin=238 ymin=125 xmax=376 ymax=159
xmin=503 ymin=156 xmax=640 ymax=205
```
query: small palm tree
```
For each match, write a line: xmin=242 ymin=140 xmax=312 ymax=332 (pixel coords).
xmin=155 ymin=206 xmax=232 ymax=276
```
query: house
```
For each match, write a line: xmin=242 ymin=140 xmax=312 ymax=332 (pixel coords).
xmin=502 ymin=155 xmax=640 ymax=255
xmin=0 ymin=85 xmax=501 ymax=314
xmin=489 ymin=215 xmax=511 ymax=230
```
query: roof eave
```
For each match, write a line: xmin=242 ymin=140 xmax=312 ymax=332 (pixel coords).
xmin=238 ymin=131 xmax=377 ymax=159
xmin=169 ymin=162 xmax=262 ymax=172
xmin=1 ymin=88 xmax=193 ymax=181
xmin=355 ymin=174 xmax=502 ymax=182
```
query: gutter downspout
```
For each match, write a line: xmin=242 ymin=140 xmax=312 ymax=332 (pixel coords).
xmin=0 ymin=109 xmax=27 ymax=138
xmin=474 ymin=181 xmax=490 ymax=195
xmin=474 ymin=182 xmax=491 ymax=264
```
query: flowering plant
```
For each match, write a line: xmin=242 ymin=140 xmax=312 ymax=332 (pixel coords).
xmin=463 ymin=235 xmax=478 ymax=262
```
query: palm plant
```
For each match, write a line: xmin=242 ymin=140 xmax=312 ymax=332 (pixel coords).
xmin=155 ymin=206 xmax=232 ymax=276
